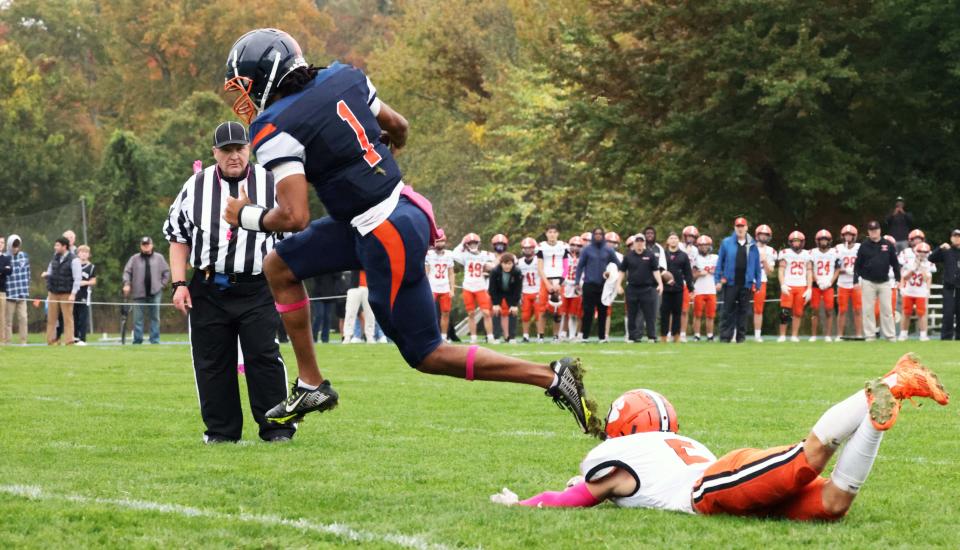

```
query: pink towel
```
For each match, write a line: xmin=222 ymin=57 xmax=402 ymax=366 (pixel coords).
xmin=400 ymin=185 xmax=445 ymax=246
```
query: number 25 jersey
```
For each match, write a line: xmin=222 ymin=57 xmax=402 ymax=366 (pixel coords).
xmin=249 ymin=62 xmax=402 ymax=222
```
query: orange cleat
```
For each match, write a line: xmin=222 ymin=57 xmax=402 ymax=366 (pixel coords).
xmin=865 ymin=378 xmax=900 ymax=431
xmin=882 ymin=353 xmax=950 ymax=406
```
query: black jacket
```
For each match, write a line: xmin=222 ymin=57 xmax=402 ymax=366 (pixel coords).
xmin=854 ymin=239 xmax=900 ymax=284
xmin=663 ymin=248 xmax=695 ymax=293
xmin=0 ymin=254 xmax=11 ymax=293
xmin=929 ymin=245 xmax=960 ymax=288
xmin=488 ymin=265 xmax=522 ymax=306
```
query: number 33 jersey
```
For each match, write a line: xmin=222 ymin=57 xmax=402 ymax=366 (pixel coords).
xmin=580 ymin=432 xmax=717 ymax=514
xmin=249 ymin=62 xmax=402 ymax=222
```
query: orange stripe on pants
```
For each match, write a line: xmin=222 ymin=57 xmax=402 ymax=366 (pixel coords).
xmin=372 ymin=221 xmax=406 ymax=310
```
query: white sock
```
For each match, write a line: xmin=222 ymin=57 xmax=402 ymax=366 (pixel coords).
xmin=441 ymin=335 xmax=448 ymax=342
xmin=549 ymin=373 xmax=559 ymax=389
xmin=694 ymin=333 xmax=701 ymax=338
xmin=524 ymin=333 xmax=530 ymax=339
xmin=812 ymin=391 xmax=869 ymax=448
xmin=755 ymin=329 xmax=761 ymax=337
xmin=831 ymin=415 xmax=883 ymax=494
xmin=470 ymin=335 xmax=478 ymax=343
xmin=707 ymin=333 xmax=713 ymax=338
xmin=920 ymin=330 xmax=927 ymax=338
xmin=297 ymin=379 xmax=319 ymax=391
xmin=680 ymin=331 xmax=686 ymax=337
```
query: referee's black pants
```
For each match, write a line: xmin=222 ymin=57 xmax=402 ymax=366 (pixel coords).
xmin=626 ymin=286 xmax=657 ymax=341
xmin=719 ymin=284 xmax=751 ymax=343
xmin=188 ymin=274 xmax=294 ymax=442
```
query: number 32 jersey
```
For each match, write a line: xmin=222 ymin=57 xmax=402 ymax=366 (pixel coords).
xmin=249 ymin=62 xmax=402 ymax=222
xmin=581 ymin=432 xmax=717 ymax=514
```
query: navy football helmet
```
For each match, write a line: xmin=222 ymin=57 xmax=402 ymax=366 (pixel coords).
xmin=224 ymin=28 xmax=307 ymax=124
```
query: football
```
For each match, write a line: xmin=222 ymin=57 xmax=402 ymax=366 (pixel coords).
xmin=661 ymin=270 xmax=674 ymax=284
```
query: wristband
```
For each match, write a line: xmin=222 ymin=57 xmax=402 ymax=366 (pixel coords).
xmin=171 ymin=281 xmax=188 ymax=293
xmin=239 ymin=204 xmax=268 ymax=232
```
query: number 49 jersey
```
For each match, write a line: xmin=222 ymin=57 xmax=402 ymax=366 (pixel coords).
xmin=249 ymin=62 xmax=402 ymax=222
xmin=581 ymin=432 xmax=717 ymax=514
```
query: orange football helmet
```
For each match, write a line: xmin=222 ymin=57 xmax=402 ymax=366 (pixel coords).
xmin=580 ymin=232 xmax=591 ymax=243
xmin=463 ymin=232 xmax=480 ymax=244
xmin=788 ymin=230 xmax=805 ymax=244
xmin=605 ymin=231 xmax=621 ymax=244
xmin=815 ymin=229 xmax=832 ymax=241
xmin=491 ymin=234 xmax=508 ymax=245
xmin=521 ymin=237 xmax=537 ymax=249
xmin=840 ymin=224 xmax=858 ymax=237
xmin=915 ymin=242 xmax=931 ymax=253
xmin=755 ymin=224 xmax=772 ymax=238
xmin=682 ymin=225 xmax=699 ymax=238
xmin=604 ymin=389 xmax=679 ymax=439
xmin=696 ymin=235 xmax=713 ymax=247
xmin=569 ymin=236 xmax=584 ymax=246
xmin=908 ymin=229 xmax=925 ymax=241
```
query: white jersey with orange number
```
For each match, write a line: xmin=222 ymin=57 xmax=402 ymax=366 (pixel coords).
xmin=455 ymin=250 xmax=494 ymax=292
xmin=581 ymin=432 xmax=717 ymax=514
xmin=537 ymin=241 xmax=570 ymax=279
xmin=518 ymin=255 xmax=541 ymax=294
xmin=563 ymin=255 xmax=580 ymax=298
xmin=756 ymin=244 xmax=778 ymax=283
xmin=779 ymin=248 xmax=811 ymax=288
xmin=835 ymin=243 xmax=860 ymax=289
xmin=425 ymin=250 xmax=455 ymax=294
xmin=809 ymin=248 xmax=839 ymax=289
xmin=901 ymin=260 xmax=936 ymax=298
xmin=693 ymin=254 xmax=719 ymax=295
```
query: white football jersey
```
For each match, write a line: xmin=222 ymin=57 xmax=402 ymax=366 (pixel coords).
xmin=693 ymin=254 xmax=719 ymax=295
xmin=809 ymin=248 xmax=839 ymax=289
xmin=901 ymin=260 xmax=936 ymax=298
xmin=779 ymin=248 xmax=810 ymax=287
xmin=581 ymin=432 xmax=717 ymax=514
xmin=835 ymin=243 xmax=860 ymax=289
xmin=538 ymin=241 xmax=569 ymax=279
xmin=601 ymin=251 xmax=624 ymax=307
xmin=756 ymin=244 xmax=778 ymax=283
xmin=563 ymin=255 xmax=580 ymax=298
xmin=682 ymin=243 xmax=700 ymax=265
xmin=425 ymin=250 xmax=455 ymax=294
xmin=455 ymin=250 xmax=494 ymax=292
xmin=517 ymin=255 xmax=541 ymax=294
xmin=898 ymin=247 xmax=917 ymax=268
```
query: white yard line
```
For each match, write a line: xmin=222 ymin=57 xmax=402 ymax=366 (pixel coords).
xmin=0 ymin=484 xmax=457 ymax=550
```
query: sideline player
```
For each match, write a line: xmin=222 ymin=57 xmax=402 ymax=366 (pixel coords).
xmin=517 ymin=237 xmax=544 ymax=343
xmin=680 ymin=226 xmax=700 ymax=342
xmin=221 ymin=29 xmax=598 ymax=435
xmin=900 ymin=242 xmax=935 ymax=341
xmin=691 ymin=235 xmax=718 ymax=341
xmin=778 ymin=231 xmax=812 ymax=342
xmin=425 ymin=237 xmax=455 ymax=341
xmin=753 ymin=225 xmax=777 ymax=342
xmin=537 ymin=225 xmax=569 ymax=342
xmin=456 ymin=233 xmax=497 ymax=344
xmin=491 ymin=353 xmax=949 ymax=521
xmin=809 ymin=230 xmax=840 ymax=342
xmin=560 ymin=236 xmax=584 ymax=341
xmin=491 ymin=234 xmax=509 ymax=262
xmin=835 ymin=225 xmax=863 ymax=339
xmin=897 ymin=229 xmax=926 ymax=268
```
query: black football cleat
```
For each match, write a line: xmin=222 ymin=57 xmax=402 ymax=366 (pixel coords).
xmin=265 ymin=379 xmax=339 ymax=425
xmin=546 ymin=357 xmax=602 ymax=437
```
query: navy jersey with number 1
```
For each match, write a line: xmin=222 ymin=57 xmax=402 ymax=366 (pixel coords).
xmin=249 ymin=62 xmax=403 ymax=221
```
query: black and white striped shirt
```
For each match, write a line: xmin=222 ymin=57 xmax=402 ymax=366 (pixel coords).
xmin=163 ymin=164 xmax=279 ymax=275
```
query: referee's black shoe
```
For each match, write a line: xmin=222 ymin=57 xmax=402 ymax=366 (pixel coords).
xmin=545 ymin=357 xmax=602 ymax=438
xmin=265 ymin=379 xmax=339 ymax=425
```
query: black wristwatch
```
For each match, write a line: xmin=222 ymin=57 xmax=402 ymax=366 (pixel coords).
xmin=171 ymin=281 xmax=188 ymax=294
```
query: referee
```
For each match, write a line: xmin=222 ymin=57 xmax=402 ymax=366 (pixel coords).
xmin=164 ymin=121 xmax=293 ymax=444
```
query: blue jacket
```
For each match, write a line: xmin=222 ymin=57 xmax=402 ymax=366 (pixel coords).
xmin=576 ymin=240 xmax=621 ymax=286
xmin=714 ymin=232 xmax=762 ymax=289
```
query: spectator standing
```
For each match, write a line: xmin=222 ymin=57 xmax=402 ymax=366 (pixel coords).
xmin=73 ymin=245 xmax=97 ymax=345
xmin=575 ymin=227 xmax=621 ymax=342
xmin=4 ymin=235 xmax=29 ymax=345
xmin=44 ymin=236 xmax=81 ymax=345
xmin=617 ymin=236 xmax=662 ymax=342
xmin=885 ymin=196 xmax=915 ymax=252
xmin=123 ymin=236 xmax=170 ymax=344
xmin=928 ymin=229 xmax=960 ymax=340
xmin=310 ymin=273 xmax=341 ymax=343
xmin=714 ymin=217 xmax=762 ymax=343
xmin=854 ymin=220 xmax=900 ymax=341
xmin=488 ymin=253 xmax=522 ymax=343
xmin=0 ymin=239 xmax=9 ymax=344
xmin=659 ymin=233 xmax=695 ymax=343
xmin=342 ymin=270 xmax=375 ymax=343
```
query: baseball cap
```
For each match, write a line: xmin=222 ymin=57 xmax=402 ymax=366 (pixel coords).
xmin=952 ymin=229 xmax=960 ymax=236
xmin=141 ymin=236 xmax=153 ymax=245
xmin=734 ymin=217 xmax=748 ymax=227
xmin=213 ymin=121 xmax=249 ymax=148
xmin=866 ymin=220 xmax=881 ymax=230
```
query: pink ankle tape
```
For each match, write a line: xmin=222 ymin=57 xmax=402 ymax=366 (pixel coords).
xmin=465 ymin=345 xmax=479 ymax=381
xmin=275 ymin=298 xmax=309 ymax=314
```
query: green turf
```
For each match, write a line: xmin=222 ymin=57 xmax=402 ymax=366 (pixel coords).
xmin=1 ymin=341 xmax=957 ymax=548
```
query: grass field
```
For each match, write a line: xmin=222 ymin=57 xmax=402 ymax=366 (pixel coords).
xmin=1 ymin=340 xmax=958 ymax=548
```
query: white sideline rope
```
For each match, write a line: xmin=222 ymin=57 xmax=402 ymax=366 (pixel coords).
xmin=6 ymin=295 xmax=350 ymax=307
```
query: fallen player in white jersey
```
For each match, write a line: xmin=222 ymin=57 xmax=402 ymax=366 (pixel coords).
xmin=492 ymin=353 xmax=948 ymax=521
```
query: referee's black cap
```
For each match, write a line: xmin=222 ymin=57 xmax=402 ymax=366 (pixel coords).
xmin=213 ymin=121 xmax=249 ymax=148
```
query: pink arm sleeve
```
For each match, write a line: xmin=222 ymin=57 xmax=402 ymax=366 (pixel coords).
xmin=561 ymin=257 xmax=570 ymax=279
xmin=519 ymin=482 xmax=601 ymax=508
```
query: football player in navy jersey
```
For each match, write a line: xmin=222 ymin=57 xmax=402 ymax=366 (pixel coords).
xmin=221 ymin=28 xmax=599 ymax=436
